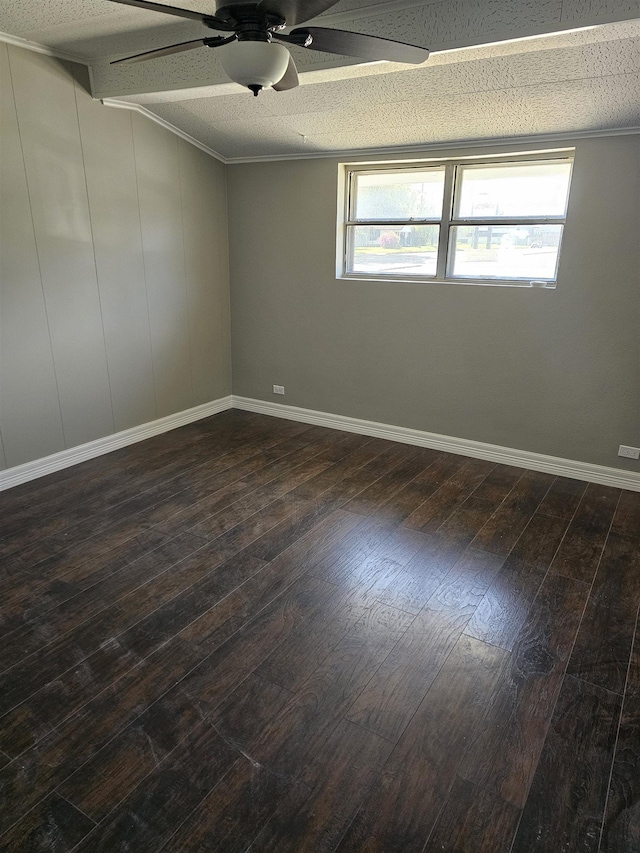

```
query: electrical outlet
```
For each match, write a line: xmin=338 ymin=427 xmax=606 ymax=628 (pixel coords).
xmin=618 ymin=444 xmax=640 ymax=460
xmin=273 ymin=385 xmax=285 ymax=395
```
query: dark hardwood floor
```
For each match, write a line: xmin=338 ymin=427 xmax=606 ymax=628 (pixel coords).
xmin=0 ymin=410 xmax=638 ymax=852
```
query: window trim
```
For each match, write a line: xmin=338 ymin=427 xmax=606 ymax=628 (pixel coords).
xmin=338 ymin=150 xmax=574 ymax=289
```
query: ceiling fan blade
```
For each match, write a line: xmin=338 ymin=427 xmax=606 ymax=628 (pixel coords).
xmin=257 ymin=0 xmax=339 ymax=26
xmin=272 ymin=53 xmax=299 ymax=91
xmin=292 ymin=27 xmax=430 ymax=64
xmin=111 ymin=38 xmax=209 ymax=64
xmin=107 ymin=0 xmax=227 ymax=27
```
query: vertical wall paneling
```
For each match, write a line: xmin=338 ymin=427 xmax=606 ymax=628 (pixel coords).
xmin=216 ymin=152 xmax=232 ymax=394
xmin=0 ymin=43 xmax=66 ymax=468
xmin=7 ymin=46 xmax=115 ymax=449
xmin=178 ymin=140 xmax=229 ymax=404
xmin=132 ymin=111 xmax=194 ymax=418
xmin=73 ymin=70 xmax=157 ymax=432
xmin=0 ymin=45 xmax=231 ymax=475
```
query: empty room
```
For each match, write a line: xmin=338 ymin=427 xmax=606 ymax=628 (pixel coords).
xmin=1 ymin=0 xmax=639 ymax=850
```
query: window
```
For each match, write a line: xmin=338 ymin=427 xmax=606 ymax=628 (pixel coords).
xmin=341 ymin=153 xmax=574 ymax=286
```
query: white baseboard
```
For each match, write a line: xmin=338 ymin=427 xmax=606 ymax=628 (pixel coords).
xmin=233 ymin=396 xmax=640 ymax=492
xmin=0 ymin=396 xmax=233 ymax=492
xmin=3 ymin=393 xmax=638 ymax=493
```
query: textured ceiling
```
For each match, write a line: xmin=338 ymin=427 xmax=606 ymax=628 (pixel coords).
xmin=1 ymin=0 xmax=640 ymax=160
xmin=1 ymin=0 xmax=380 ymax=59
xmin=144 ymin=30 xmax=640 ymax=159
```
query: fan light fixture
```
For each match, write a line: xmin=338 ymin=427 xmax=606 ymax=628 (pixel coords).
xmin=218 ymin=40 xmax=290 ymax=96
xmin=108 ymin=0 xmax=430 ymax=98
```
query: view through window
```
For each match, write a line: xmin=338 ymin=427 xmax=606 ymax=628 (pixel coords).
xmin=343 ymin=155 xmax=574 ymax=285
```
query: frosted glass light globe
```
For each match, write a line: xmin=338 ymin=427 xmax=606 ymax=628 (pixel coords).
xmin=219 ymin=40 xmax=289 ymax=92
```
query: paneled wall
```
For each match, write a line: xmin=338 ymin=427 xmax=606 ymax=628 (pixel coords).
xmin=0 ymin=45 xmax=230 ymax=470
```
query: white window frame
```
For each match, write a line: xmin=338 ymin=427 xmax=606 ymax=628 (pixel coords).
xmin=338 ymin=150 xmax=574 ymax=289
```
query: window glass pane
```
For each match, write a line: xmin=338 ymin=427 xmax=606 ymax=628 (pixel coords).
xmin=347 ymin=224 xmax=439 ymax=277
xmin=455 ymin=161 xmax=572 ymax=218
xmin=448 ymin=225 xmax=563 ymax=281
xmin=354 ymin=169 xmax=445 ymax=220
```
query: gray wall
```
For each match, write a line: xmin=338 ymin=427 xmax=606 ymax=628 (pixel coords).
xmin=228 ymin=136 xmax=640 ymax=470
xmin=0 ymin=45 xmax=231 ymax=470
xmin=2 ymin=44 xmax=638 ymax=475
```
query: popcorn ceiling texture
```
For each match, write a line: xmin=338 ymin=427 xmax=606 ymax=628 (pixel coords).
xmin=1 ymin=0 xmax=639 ymax=158
xmin=147 ymin=31 xmax=640 ymax=159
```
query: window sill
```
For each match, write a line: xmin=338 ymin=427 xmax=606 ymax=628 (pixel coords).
xmin=337 ymin=275 xmax=557 ymax=289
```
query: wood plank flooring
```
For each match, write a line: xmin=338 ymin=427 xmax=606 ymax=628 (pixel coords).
xmin=0 ymin=410 xmax=638 ymax=852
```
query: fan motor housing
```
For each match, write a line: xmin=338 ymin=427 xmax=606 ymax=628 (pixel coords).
xmin=212 ymin=3 xmax=285 ymax=38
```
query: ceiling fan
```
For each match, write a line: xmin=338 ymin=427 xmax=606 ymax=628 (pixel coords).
xmin=108 ymin=0 xmax=430 ymax=95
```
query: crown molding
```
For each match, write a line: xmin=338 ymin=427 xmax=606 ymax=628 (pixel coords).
xmin=0 ymin=30 xmax=87 ymax=64
xmin=225 ymin=125 xmax=640 ymax=163
xmin=0 ymin=34 xmax=226 ymax=162
xmin=101 ymin=98 xmax=227 ymax=162
xmin=3 ymin=28 xmax=639 ymax=168
xmin=99 ymin=103 xmax=640 ymax=166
